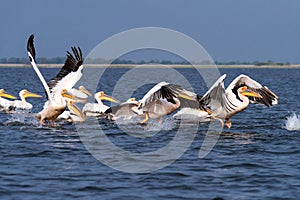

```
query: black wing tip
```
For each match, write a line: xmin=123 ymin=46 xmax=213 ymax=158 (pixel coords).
xmin=104 ymin=107 xmax=112 ymax=114
xmin=27 ymin=34 xmax=36 ymax=61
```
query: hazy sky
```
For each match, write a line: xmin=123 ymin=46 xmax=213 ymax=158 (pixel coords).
xmin=1 ymin=0 xmax=299 ymax=62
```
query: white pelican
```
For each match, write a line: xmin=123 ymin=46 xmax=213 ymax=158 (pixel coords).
xmin=27 ymin=34 xmax=84 ymax=125
xmin=0 ymin=89 xmax=17 ymax=111
xmin=82 ymin=91 xmax=119 ymax=117
xmin=172 ymin=94 xmax=211 ymax=122
xmin=105 ymin=98 xmax=142 ymax=121
xmin=199 ymin=74 xmax=278 ymax=128
xmin=8 ymin=89 xmax=42 ymax=110
xmin=138 ymin=81 xmax=195 ymax=124
xmin=57 ymin=98 xmax=86 ymax=123
xmin=69 ymin=86 xmax=92 ymax=103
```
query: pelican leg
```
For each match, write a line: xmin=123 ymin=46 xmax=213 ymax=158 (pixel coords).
xmin=140 ymin=111 xmax=149 ymax=125
xmin=225 ymin=118 xmax=232 ymax=129
xmin=39 ymin=117 xmax=45 ymax=126
xmin=50 ymin=120 xmax=56 ymax=128
xmin=39 ymin=119 xmax=44 ymax=126
xmin=211 ymin=116 xmax=224 ymax=128
xmin=157 ymin=117 xmax=162 ymax=124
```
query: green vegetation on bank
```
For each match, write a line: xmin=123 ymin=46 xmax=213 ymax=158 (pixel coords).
xmin=0 ymin=57 xmax=292 ymax=66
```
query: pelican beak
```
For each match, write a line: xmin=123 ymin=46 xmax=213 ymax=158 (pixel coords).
xmin=61 ymin=91 xmax=74 ymax=99
xmin=0 ymin=91 xmax=17 ymax=99
xmin=24 ymin=91 xmax=42 ymax=99
xmin=178 ymin=93 xmax=195 ymax=101
xmin=99 ymin=94 xmax=120 ymax=103
xmin=67 ymin=101 xmax=85 ymax=119
xmin=205 ymin=107 xmax=213 ymax=115
xmin=79 ymin=86 xmax=92 ymax=96
xmin=242 ymin=89 xmax=262 ymax=98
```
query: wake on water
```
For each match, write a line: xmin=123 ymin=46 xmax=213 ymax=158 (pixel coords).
xmin=285 ymin=112 xmax=300 ymax=131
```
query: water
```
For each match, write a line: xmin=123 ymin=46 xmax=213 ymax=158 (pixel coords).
xmin=285 ymin=113 xmax=300 ymax=131
xmin=0 ymin=67 xmax=300 ymax=199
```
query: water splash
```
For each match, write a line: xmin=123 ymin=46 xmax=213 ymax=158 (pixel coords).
xmin=4 ymin=111 xmax=39 ymax=126
xmin=285 ymin=113 xmax=300 ymax=131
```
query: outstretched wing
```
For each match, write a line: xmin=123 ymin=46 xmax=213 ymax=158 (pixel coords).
xmin=27 ymin=34 xmax=36 ymax=62
xmin=199 ymin=74 xmax=227 ymax=110
xmin=27 ymin=34 xmax=53 ymax=103
xmin=47 ymin=47 xmax=84 ymax=100
xmin=48 ymin=47 xmax=83 ymax=91
xmin=226 ymin=74 xmax=278 ymax=106
xmin=139 ymin=82 xmax=184 ymax=108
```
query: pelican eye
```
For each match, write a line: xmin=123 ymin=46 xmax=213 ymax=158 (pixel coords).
xmin=61 ymin=89 xmax=68 ymax=94
xmin=241 ymin=86 xmax=247 ymax=91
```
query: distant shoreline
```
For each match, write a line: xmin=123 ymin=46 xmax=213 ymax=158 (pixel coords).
xmin=0 ymin=63 xmax=300 ymax=68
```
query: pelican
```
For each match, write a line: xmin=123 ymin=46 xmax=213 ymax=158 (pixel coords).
xmin=105 ymin=98 xmax=142 ymax=121
xmin=172 ymin=94 xmax=211 ymax=122
xmin=0 ymin=89 xmax=17 ymax=111
xmin=69 ymin=86 xmax=92 ymax=103
xmin=8 ymin=89 xmax=42 ymax=110
xmin=199 ymin=74 xmax=278 ymax=128
xmin=138 ymin=81 xmax=195 ymax=124
xmin=27 ymin=34 xmax=84 ymax=125
xmin=82 ymin=91 xmax=119 ymax=117
xmin=57 ymin=98 xmax=86 ymax=123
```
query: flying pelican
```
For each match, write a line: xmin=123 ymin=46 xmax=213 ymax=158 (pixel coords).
xmin=82 ymin=91 xmax=119 ymax=117
xmin=0 ymin=89 xmax=17 ymax=111
xmin=138 ymin=81 xmax=195 ymax=124
xmin=8 ymin=89 xmax=42 ymax=110
xmin=27 ymin=34 xmax=84 ymax=126
xmin=199 ymin=74 xmax=278 ymax=128
xmin=105 ymin=98 xmax=142 ymax=121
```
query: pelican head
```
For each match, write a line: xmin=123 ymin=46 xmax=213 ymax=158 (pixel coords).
xmin=126 ymin=97 xmax=140 ymax=106
xmin=61 ymin=89 xmax=74 ymax=99
xmin=78 ymin=86 xmax=92 ymax=96
xmin=96 ymin=91 xmax=120 ymax=103
xmin=0 ymin=89 xmax=17 ymax=99
xmin=66 ymin=99 xmax=85 ymax=119
xmin=239 ymin=86 xmax=262 ymax=98
xmin=19 ymin=89 xmax=42 ymax=100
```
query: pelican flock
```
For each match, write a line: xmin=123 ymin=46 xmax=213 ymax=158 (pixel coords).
xmin=0 ymin=34 xmax=279 ymax=129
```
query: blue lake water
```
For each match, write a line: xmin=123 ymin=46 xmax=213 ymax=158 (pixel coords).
xmin=0 ymin=67 xmax=300 ymax=199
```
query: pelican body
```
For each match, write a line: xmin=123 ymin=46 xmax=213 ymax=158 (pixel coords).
xmin=0 ymin=89 xmax=17 ymax=111
xmin=9 ymin=89 xmax=42 ymax=110
xmin=105 ymin=98 xmax=142 ymax=121
xmin=82 ymin=91 xmax=119 ymax=117
xmin=138 ymin=81 xmax=195 ymax=124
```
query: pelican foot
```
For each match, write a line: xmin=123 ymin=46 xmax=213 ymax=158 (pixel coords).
xmin=140 ymin=112 xmax=149 ymax=125
xmin=225 ymin=119 xmax=232 ymax=129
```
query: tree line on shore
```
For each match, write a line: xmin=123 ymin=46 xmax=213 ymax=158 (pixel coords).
xmin=0 ymin=57 xmax=290 ymax=66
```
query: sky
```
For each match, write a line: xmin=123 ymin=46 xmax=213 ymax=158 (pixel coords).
xmin=0 ymin=0 xmax=300 ymax=63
